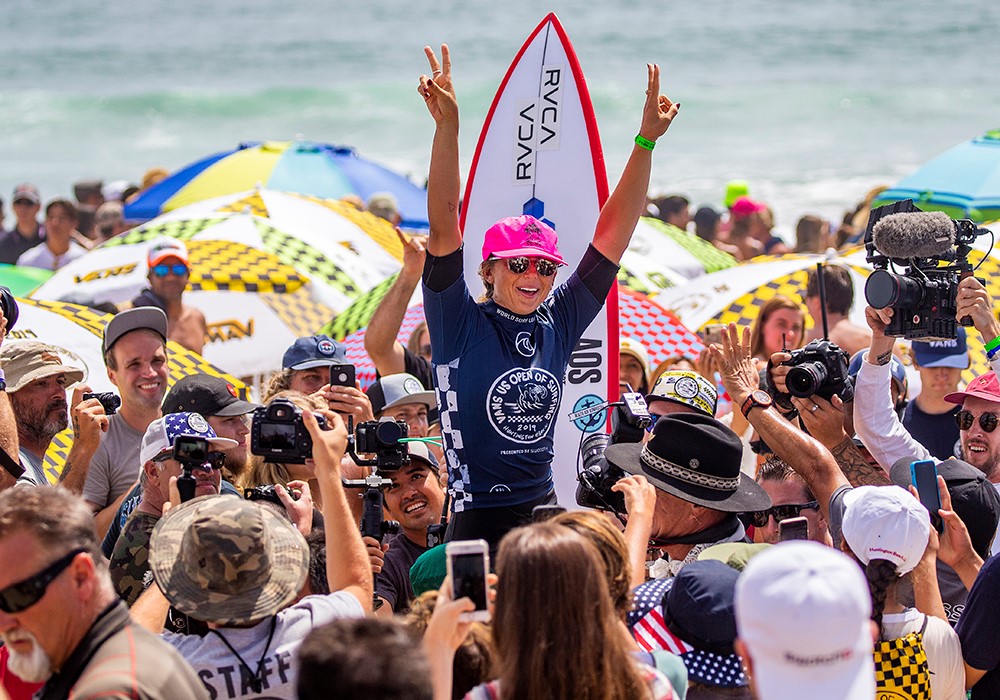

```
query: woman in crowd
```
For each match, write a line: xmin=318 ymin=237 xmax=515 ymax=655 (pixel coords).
xmin=749 ymin=295 xmax=805 ymax=363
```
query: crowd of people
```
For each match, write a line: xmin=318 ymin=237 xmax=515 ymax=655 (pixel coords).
xmin=2 ymin=44 xmax=1000 ymax=700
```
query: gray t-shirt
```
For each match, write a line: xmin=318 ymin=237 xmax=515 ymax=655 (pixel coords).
xmin=15 ymin=448 xmax=47 ymax=487
xmin=161 ymin=593 xmax=365 ymax=699
xmin=82 ymin=413 xmax=145 ymax=509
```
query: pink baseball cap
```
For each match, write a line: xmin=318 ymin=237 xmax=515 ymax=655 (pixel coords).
xmin=945 ymin=371 xmax=1000 ymax=405
xmin=730 ymin=196 xmax=767 ymax=220
xmin=481 ymin=215 xmax=567 ymax=265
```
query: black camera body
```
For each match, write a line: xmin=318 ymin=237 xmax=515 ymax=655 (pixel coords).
xmin=574 ymin=390 xmax=650 ymax=514
xmin=0 ymin=286 xmax=18 ymax=333
xmin=864 ymin=199 xmax=989 ymax=340
xmin=172 ymin=435 xmax=210 ymax=503
xmin=250 ymin=398 xmax=327 ymax=465
xmin=780 ymin=339 xmax=854 ymax=402
xmin=245 ymin=484 xmax=299 ymax=507
xmin=353 ymin=419 xmax=409 ymax=471
xmin=83 ymin=391 xmax=121 ymax=415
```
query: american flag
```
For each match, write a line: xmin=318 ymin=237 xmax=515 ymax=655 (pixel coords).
xmin=627 ymin=578 xmax=694 ymax=656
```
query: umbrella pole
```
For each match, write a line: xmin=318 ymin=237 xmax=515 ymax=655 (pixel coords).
xmin=816 ymin=262 xmax=829 ymax=338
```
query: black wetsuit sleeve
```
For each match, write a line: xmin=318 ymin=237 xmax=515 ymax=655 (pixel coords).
xmin=576 ymin=244 xmax=620 ymax=301
xmin=422 ymin=246 xmax=465 ymax=292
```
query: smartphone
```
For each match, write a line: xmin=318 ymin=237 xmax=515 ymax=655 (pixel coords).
xmin=532 ymin=505 xmax=567 ymax=523
xmin=911 ymin=459 xmax=943 ymax=532
xmin=329 ymin=364 xmax=356 ymax=388
xmin=446 ymin=539 xmax=491 ymax=622
xmin=700 ymin=323 xmax=727 ymax=346
xmin=779 ymin=516 xmax=809 ymax=542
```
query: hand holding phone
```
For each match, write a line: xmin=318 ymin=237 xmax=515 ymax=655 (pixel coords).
xmin=329 ymin=364 xmax=356 ymax=388
xmin=446 ymin=539 xmax=491 ymax=622
xmin=911 ymin=459 xmax=943 ymax=532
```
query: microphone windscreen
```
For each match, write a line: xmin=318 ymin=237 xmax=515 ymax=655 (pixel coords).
xmin=873 ymin=211 xmax=955 ymax=259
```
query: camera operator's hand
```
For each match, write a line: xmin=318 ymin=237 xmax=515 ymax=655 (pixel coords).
xmin=791 ymin=394 xmax=848 ymax=449
xmin=322 ymin=384 xmax=375 ymax=424
xmin=303 ymin=409 xmax=348 ymax=480
xmin=864 ymin=306 xmax=897 ymax=366
xmin=362 ymin=535 xmax=389 ymax=574
xmin=956 ymin=276 xmax=1000 ymax=343
xmin=768 ymin=351 xmax=792 ymax=394
xmin=277 ymin=481 xmax=314 ymax=535
xmin=69 ymin=385 xmax=110 ymax=454
xmin=708 ymin=323 xmax=760 ymax=408
xmin=612 ymin=475 xmax=656 ymax=524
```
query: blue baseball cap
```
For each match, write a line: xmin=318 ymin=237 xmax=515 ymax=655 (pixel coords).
xmin=848 ymin=350 xmax=908 ymax=393
xmin=911 ymin=327 xmax=969 ymax=370
xmin=282 ymin=335 xmax=347 ymax=370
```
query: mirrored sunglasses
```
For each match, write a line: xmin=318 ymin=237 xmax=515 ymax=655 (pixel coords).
xmin=748 ymin=501 xmax=819 ymax=528
xmin=956 ymin=410 xmax=999 ymax=433
xmin=152 ymin=264 xmax=189 ymax=277
xmin=505 ymin=257 xmax=557 ymax=277
xmin=0 ymin=548 xmax=86 ymax=613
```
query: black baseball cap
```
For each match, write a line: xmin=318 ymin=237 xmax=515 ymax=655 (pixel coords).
xmin=162 ymin=374 xmax=260 ymax=417
xmin=103 ymin=307 xmax=168 ymax=356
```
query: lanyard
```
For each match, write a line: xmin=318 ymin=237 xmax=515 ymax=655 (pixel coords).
xmin=209 ymin=616 xmax=278 ymax=694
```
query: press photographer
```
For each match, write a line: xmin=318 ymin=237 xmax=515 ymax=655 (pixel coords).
xmin=864 ymin=199 xmax=993 ymax=340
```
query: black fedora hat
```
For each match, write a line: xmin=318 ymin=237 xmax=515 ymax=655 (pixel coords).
xmin=605 ymin=413 xmax=771 ymax=513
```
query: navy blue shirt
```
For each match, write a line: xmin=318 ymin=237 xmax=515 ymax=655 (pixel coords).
xmin=423 ymin=244 xmax=616 ymax=510
xmin=956 ymin=553 xmax=1000 ymax=699
xmin=903 ymin=401 xmax=961 ymax=461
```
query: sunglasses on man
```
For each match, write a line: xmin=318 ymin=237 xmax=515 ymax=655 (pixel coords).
xmin=151 ymin=263 xmax=189 ymax=278
xmin=956 ymin=410 xmax=999 ymax=433
xmin=504 ymin=257 xmax=558 ymax=277
xmin=153 ymin=450 xmax=227 ymax=470
xmin=0 ymin=547 xmax=86 ymax=613
xmin=748 ymin=501 xmax=819 ymax=528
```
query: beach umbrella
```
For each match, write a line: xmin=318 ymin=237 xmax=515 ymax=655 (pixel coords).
xmin=99 ymin=212 xmax=388 ymax=309
xmin=874 ymin=129 xmax=1000 ymax=223
xmin=0 ymin=264 xmax=52 ymax=297
xmin=335 ymin=289 xmax=704 ymax=390
xmin=4 ymin=297 xmax=248 ymax=482
xmin=158 ymin=188 xmax=404 ymax=276
xmin=29 ymin=240 xmax=337 ymax=379
xmin=123 ymin=140 xmax=429 ymax=229
xmin=618 ymin=218 xmax=737 ymax=295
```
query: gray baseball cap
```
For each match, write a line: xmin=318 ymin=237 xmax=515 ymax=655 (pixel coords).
xmin=103 ymin=307 xmax=168 ymax=356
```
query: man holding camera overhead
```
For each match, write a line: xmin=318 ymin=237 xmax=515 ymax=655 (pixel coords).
xmin=59 ymin=307 xmax=169 ymax=538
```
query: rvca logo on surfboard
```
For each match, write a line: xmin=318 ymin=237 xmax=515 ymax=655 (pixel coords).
xmin=487 ymin=368 xmax=560 ymax=443
xmin=512 ymin=64 xmax=564 ymax=184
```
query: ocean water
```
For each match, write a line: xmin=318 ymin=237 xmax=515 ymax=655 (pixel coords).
xmin=1 ymin=0 xmax=998 ymax=239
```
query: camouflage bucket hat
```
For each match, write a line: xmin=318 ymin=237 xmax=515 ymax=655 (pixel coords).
xmin=149 ymin=496 xmax=308 ymax=626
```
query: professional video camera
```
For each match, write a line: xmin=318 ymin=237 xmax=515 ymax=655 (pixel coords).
xmin=354 ymin=419 xmax=410 ymax=471
xmin=172 ymin=435 xmax=225 ymax=502
xmin=864 ymin=199 xmax=993 ymax=340
xmin=574 ymin=388 xmax=651 ymax=516
xmin=250 ymin=398 xmax=328 ymax=465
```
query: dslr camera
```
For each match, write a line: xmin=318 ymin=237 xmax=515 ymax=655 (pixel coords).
xmin=250 ymin=398 xmax=327 ymax=464
xmin=244 ymin=484 xmax=299 ymax=507
xmin=83 ymin=392 xmax=121 ymax=415
xmin=864 ymin=199 xmax=991 ymax=340
xmin=575 ymin=389 xmax=651 ymax=515
xmin=778 ymin=339 xmax=853 ymax=403
xmin=0 ymin=286 xmax=18 ymax=332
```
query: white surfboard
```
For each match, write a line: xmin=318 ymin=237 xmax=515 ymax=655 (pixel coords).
xmin=461 ymin=13 xmax=617 ymax=505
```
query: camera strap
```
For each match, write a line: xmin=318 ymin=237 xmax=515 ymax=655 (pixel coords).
xmin=0 ymin=447 xmax=25 ymax=480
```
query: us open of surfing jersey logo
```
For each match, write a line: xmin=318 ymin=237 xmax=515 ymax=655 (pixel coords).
xmin=487 ymin=368 xmax=560 ymax=443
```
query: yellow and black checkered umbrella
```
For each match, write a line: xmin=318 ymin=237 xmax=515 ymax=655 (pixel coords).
xmin=4 ymin=298 xmax=249 ymax=482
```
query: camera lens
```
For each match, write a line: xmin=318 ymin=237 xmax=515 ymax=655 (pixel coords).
xmin=375 ymin=420 xmax=405 ymax=446
xmin=865 ymin=269 xmax=923 ymax=310
xmin=580 ymin=433 xmax=611 ymax=473
xmin=786 ymin=362 xmax=827 ymax=398
xmin=0 ymin=286 xmax=19 ymax=333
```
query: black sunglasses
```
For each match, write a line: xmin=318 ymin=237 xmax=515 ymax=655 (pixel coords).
xmin=153 ymin=451 xmax=227 ymax=470
xmin=0 ymin=547 xmax=86 ymax=613
xmin=956 ymin=410 xmax=999 ymax=433
xmin=505 ymin=257 xmax=558 ymax=277
xmin=748 ymin=501 xmax=819 ymax=528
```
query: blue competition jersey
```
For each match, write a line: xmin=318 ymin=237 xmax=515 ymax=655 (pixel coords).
xmin=423 ymin=251 xmax=609 ymax=510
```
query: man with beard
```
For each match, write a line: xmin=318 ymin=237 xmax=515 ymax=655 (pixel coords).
xmin=59 ymin=307 xmax=170 ymax=539
xmin=0 ymin=486 xmax=207 ymax=699
xmin=0 ymin=342 xmax=85 ymax=487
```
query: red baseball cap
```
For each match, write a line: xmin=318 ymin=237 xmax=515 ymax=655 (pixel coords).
xmin=945 ymin=371 xmax=1000 ymax=405
xmin=481 ymin=215 xmax=566 ymax=265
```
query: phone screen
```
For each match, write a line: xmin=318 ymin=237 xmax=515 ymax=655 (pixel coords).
xmin=451 ymin=553 xmax=488 ymax=611
xmin=911 ymin=460 xmax=943 ymax=531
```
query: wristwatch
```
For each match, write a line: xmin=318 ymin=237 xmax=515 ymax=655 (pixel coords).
xmin=741 ymin=389 xmax=773 ymax=418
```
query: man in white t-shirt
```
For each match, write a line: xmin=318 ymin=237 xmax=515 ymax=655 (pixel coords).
xmin=16 ymin=198 xmax=88 ymax=270
xmin=137 ymin=407 xmax=371 ymax=700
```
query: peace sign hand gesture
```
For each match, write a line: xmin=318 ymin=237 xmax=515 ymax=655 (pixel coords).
xmin=638 ymin=63 xmax=679 ymax=144
xmin=418 ymin=44 xmax=458 ymax=126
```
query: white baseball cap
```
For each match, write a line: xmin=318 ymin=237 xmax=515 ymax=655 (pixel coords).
xmin=842 ymin=485 xmax=930 ymax=575
xmin=735 ymin=541 xmax=874 ymax=700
